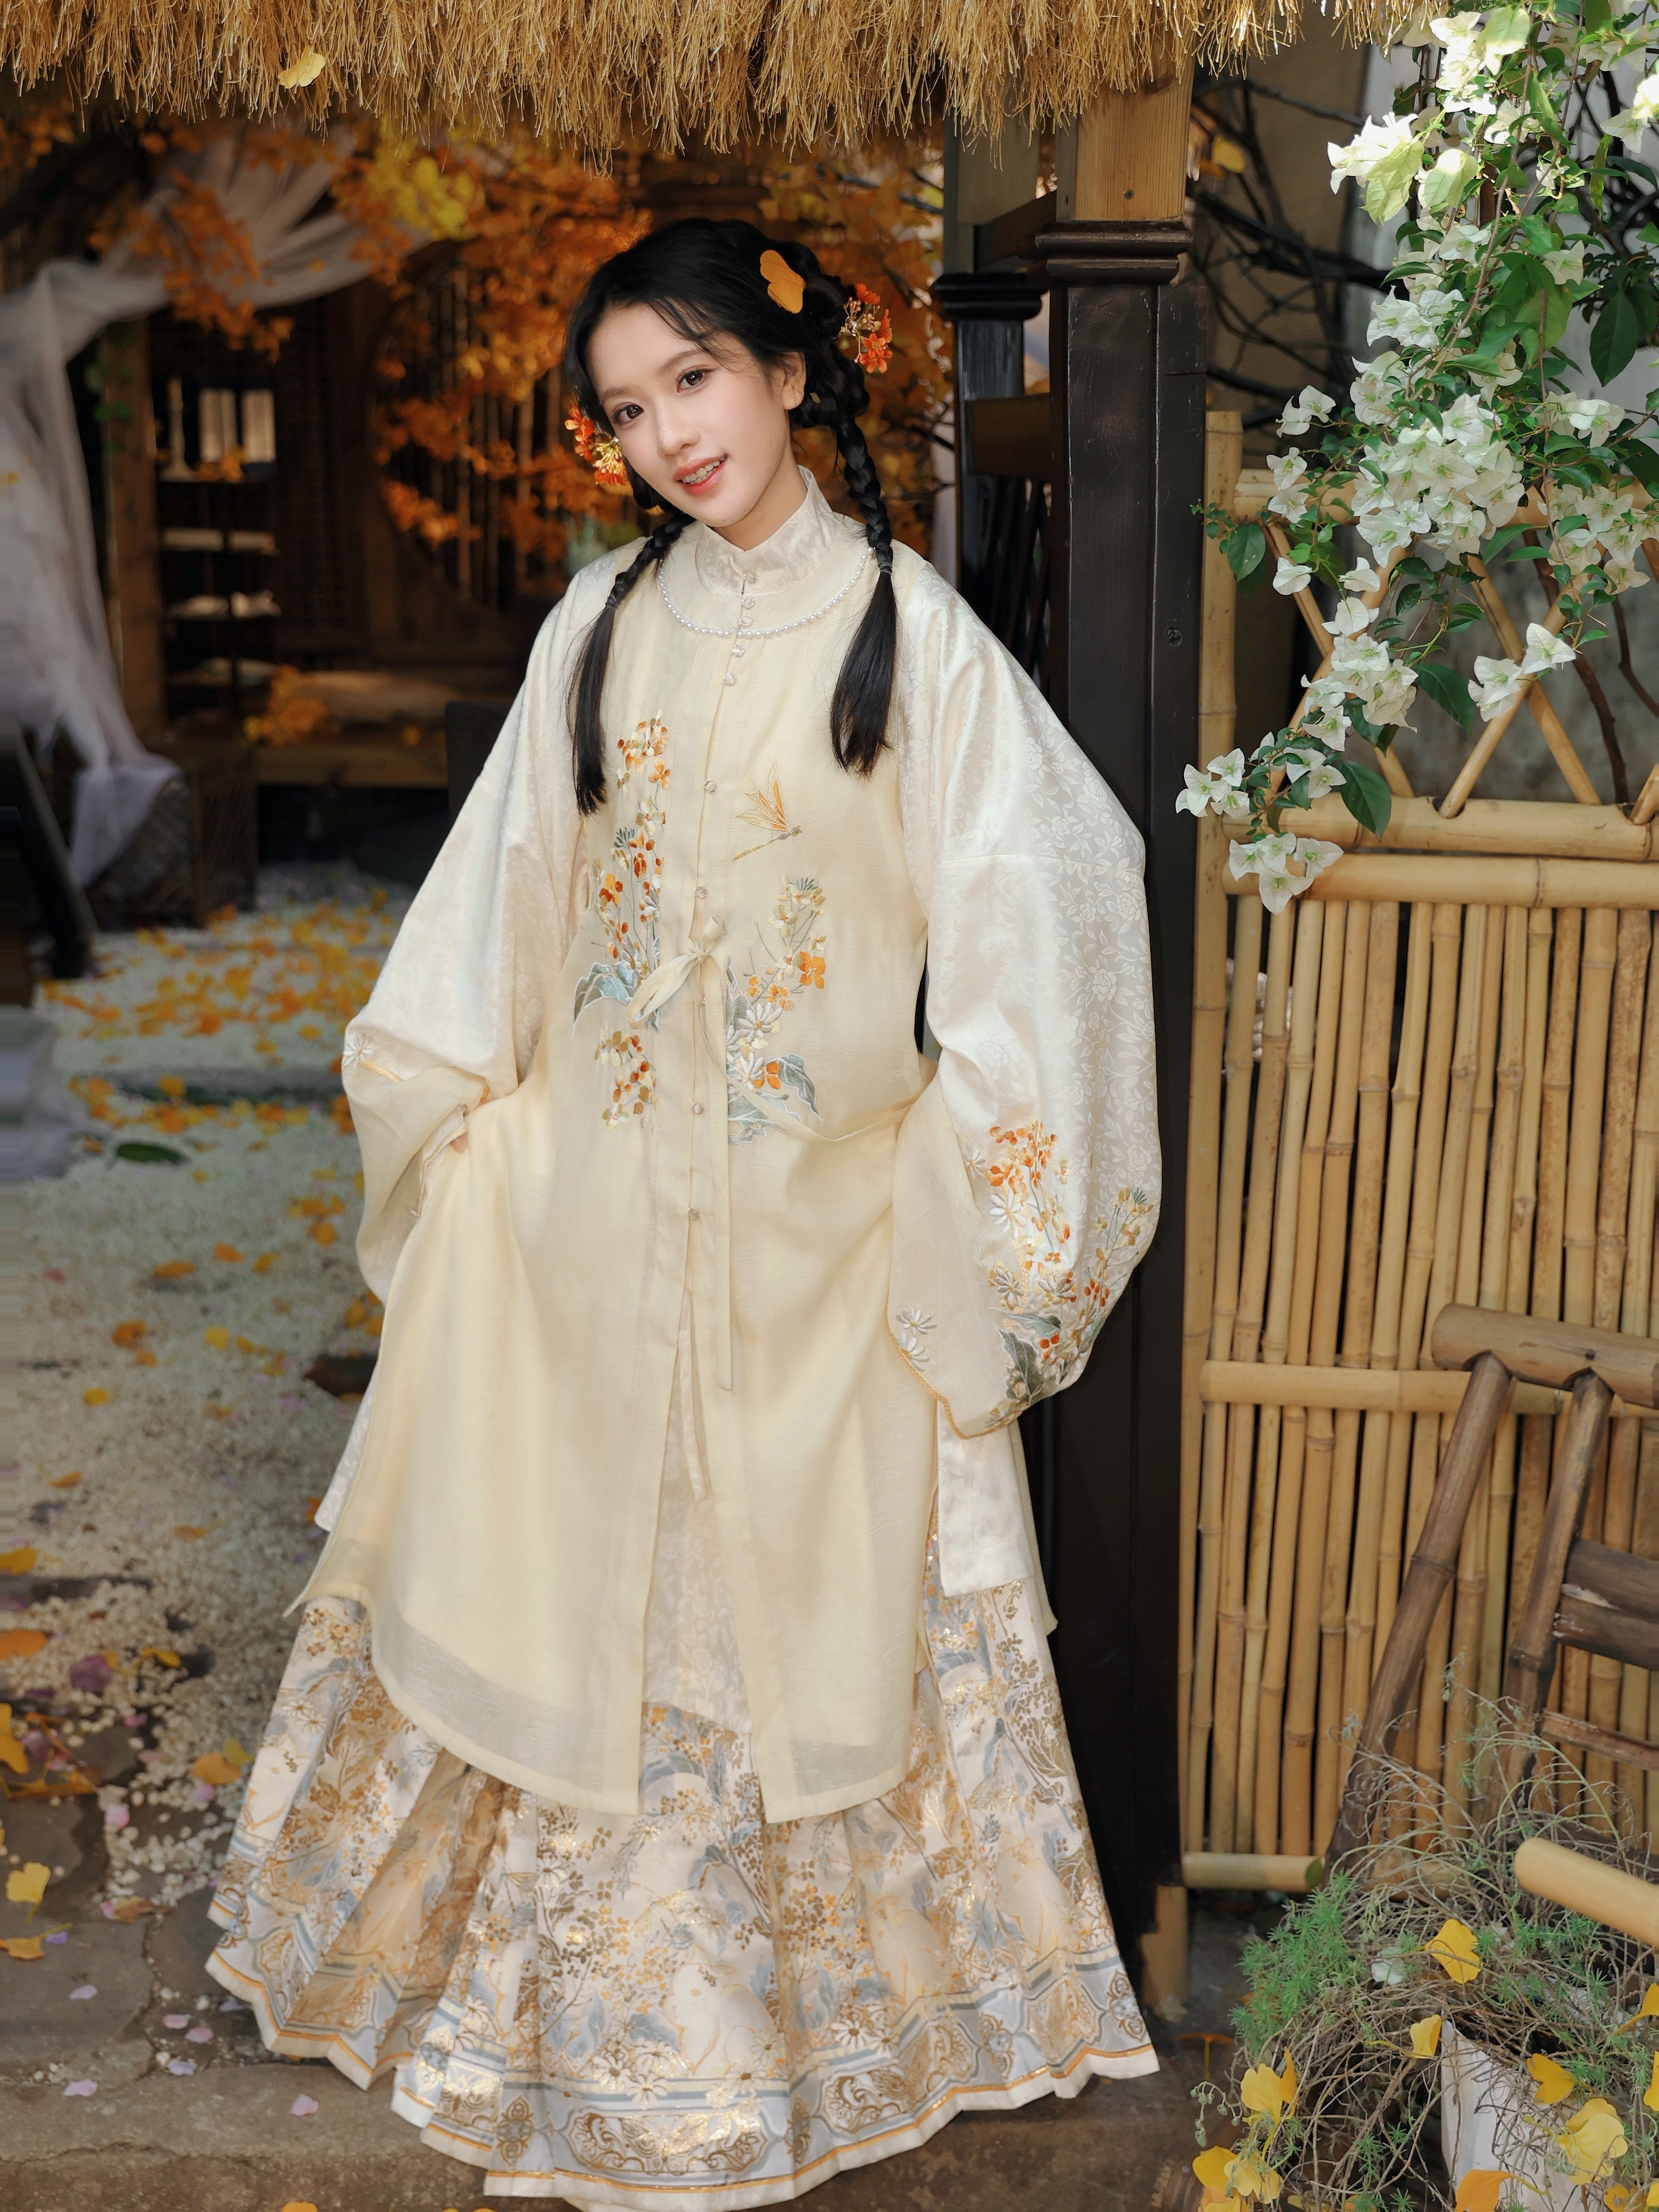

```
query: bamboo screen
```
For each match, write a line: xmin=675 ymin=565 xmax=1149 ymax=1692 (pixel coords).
xmin=1180 ymin=416 xmax=1659 ymax=1875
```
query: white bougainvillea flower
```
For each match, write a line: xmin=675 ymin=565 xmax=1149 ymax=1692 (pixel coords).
xmin=1229 ymin=828 xmax=1297 ymax=882
xmin=1341 ymin=558 xmax=1382 ymax=594
xmin=1607 ymin=69 xmax=1659 ymax=146
xmin=1329 ymin=599 xmax=1377 ymax=638
xmin=1279 ymin=386 xmax=1336 ymax=437
xmin=1299 ymin=674 xmax=1352 ymax=741
xmin=1541 ymin=242 xmax=1585 ymax=286
xmin=1470 ymin=654 xmax=1524 ymax=716
xmin=1520 ymin=624 xmax=1575 ymax=675
xmin=1564 ymin=396 xmax=1624 ymax=447
xmin=1283 ymin=746 xmax=1347 ymax=799
xmin=1273 ymin=555 xmax=1314 ymax=595
xmin=1266 ymin=451 xmax=1313 ymax=521
xmin=1368 ymin=294 xmax=1435 ymax=350
xmin=1176 ymin=749 xmax=1251 ymax=819
xmin=1259 ymin=837 xmax=1345 ymax=914
xmin=1439 ymin=220 xmax=1493 ymax=261
xmin=1328 ymin=112 xmax=1418 ymax=189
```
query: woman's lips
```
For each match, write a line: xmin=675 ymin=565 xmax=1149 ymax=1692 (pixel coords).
xmin=675 ymin=457 xmax=726 ymax=497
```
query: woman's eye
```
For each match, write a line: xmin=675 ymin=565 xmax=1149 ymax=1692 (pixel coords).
xmin=612 ymin=403 xmax=640 ymax=425
xmin=679 ymin=369 xmax=708 ymax=392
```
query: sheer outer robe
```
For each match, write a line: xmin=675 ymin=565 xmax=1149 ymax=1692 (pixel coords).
xmin=308 ymin=486 xmax=1158 ymax=1824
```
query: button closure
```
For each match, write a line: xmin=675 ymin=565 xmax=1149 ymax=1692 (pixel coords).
xmin=692 ymin=1102 xmax=704 ymax=1116
xmin=724 ymin=672 xmax=737 ymax=686
xmin=696 ymin=885 xmax=707 ymax=899
xmin=688 ymin=1206 xmax=701 ymax=1220
xmin=704 ymin=779 xmax=716 ymax=793
xmin=731 ymin=643 xmax=745 ymax=658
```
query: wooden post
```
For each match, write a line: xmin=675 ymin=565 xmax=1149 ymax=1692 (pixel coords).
xmin=1039 ymin=52 xmax=1201 ymax=2003
xmin=97 ymin=320 xmax=167 ymax=743
xmin=934 ymin=116 xmax=1042 ymax=613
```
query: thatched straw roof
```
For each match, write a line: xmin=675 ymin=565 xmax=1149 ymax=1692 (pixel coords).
xmin=9 ymin=0 xmax=1386 ymax=148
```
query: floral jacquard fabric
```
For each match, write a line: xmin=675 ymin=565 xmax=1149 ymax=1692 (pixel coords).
xmin=209 ymin=1530 xmax=1154 ymax=2208
xmin=724 ymin=861 xmax=827 ymax=1143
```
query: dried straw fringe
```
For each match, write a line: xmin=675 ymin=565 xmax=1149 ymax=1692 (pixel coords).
xmin=3 ymin=0 xmax=1410 ymax=147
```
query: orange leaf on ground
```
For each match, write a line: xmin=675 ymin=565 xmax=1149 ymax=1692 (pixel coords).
xmin=133 ymin=1348 xmax=157 ymax=1366
xmin=203 ymin=1326 xmax=230 ymax=1349
xmin=1454 ymin=2175 xmax=1513 ymax=2212
xmin=0 ymin=1548 xmax=37 ymax=1575
xmin=303 ymin=1497 xmax=323 ymax=1523
xmin=157 ymin=1075 xmax=187 ymax=1098
xmin=0 ymin=1707 xmax=27 ymax=1773
xmin=111 ymin=1321 xmax=148 ymax=1345
xmin=0 ymin=1937 xmax=43 ymax=1961
xmin=310 ymin=1219 xmax=337 ymax=1245
xmin=191 ymin=1752 xmax=242 ymax=1786
xmin=153 ymin=1260 xmax=196 ymax=1279
xmin=253 ymin=1252 xmax=277 ymax=1272
xmin=214 ymin=1242 xmax=245 ymax=1262
xmin=49 ymin=1472 xmax=81 ymax=1489
xmin=141 ymin=1647 xmax=181 ymax=1668
xmin=173 ymin=1526 xmax=207 ymax=1541
xmin=83 ymin=1387 xmax=111 ymax=1406
xmin=7 ymin=1863 xmax=50 ymax=1910
xmin=0 ymin=1630 xmax=49 ymax=1659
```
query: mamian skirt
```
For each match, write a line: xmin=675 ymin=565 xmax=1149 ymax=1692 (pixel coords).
xmin=207 ymin=1513 xmax=1155 ymax=2207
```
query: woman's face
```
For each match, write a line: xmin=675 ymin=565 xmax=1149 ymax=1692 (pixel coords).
xmin=586 ymin=302 xmax=808 ymax=547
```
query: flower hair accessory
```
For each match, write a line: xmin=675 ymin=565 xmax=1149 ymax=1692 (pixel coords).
xmin=759 ymin=248 xmax=805 ymax=313
xmin=565 ymin=406 xmax=630 ymax=494
xmin=839 ymin=283 xmax=891 ymax=376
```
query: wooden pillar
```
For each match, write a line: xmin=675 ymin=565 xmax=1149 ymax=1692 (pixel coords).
xmin=97 ymin=320 xmax=167 ymax=744
xmin=1039 ymin=56 xmax=1202 ymax=1998
xmin=933 ymin=118 xmax=1043 ymax=613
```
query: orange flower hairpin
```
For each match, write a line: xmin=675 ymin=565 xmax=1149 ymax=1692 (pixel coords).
xmin=565 ymin=406 xmax=630 ymax=493
xmin=760 ymin=248 xmax=805 ymax=313
xmin=840 ymin=283 xmax=892 ymax=376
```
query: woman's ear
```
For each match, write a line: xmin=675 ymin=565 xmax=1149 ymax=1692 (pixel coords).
xmin=776 ymin=350 xmax=808 ymax=411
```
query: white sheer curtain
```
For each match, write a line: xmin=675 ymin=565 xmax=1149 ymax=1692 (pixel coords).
xmin=0 ymin=131 xmax=371 ymax=882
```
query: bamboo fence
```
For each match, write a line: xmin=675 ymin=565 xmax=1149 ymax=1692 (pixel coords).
xmin=1181 ymin=415 xmax=1659 ymax=1875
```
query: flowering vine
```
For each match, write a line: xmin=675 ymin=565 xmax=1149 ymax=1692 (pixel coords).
xmin=1180 ymin=0 xmax=1659 ymax=910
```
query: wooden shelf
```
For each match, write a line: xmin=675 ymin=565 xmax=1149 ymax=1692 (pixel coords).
xmin=251 ymin=739 xmax=448 ymax=789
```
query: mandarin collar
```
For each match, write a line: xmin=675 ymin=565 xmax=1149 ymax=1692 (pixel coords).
xmin=691 ymin=469 xmax=857 ymax=598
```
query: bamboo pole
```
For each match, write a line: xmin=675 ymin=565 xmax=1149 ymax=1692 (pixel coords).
xmin=1500 ymin=910 xmax=1556 ymax=1687
xmin=1633 ymin=1424 xmax=1659 ymax=1837
xmin=1463 ymin=558 xmax=1600 ymax=810
xmin=1202 ymin=1365 xmax=1649 ymax=1418
xmin=1533 ymin=912 xmax=1584 ymax=1328
xmin=1280 ymin=904 xmax=1352 ymax=1855
xmin=1441 ymin=599 xmax=1602 ymax=816
xmin=1514 ymin=1836 xmax=1659 ymax=1947
xmin=1343 ymin=905 xmax=1419 ymax=1735
xmin=1224 ymin=856 xmax=1659 ymax=908
xmin=1476 ymin=913 xmax=1532 ymax=1711
xmin=1182 ymin=1852 xmax=1324 ymax=1891
xmin=1253 ymin=903 xmax=1328 ymax=1854
xmin=1313 ymin=905 xmax=1381 ymax=1845
xmin=1207 ymin=893 xmax=1268 ymax=1850
xmin=1239 ymin=797 xmax=1655 ymax=863
xmin=1186 ymin=890 xmax=1262 ymax=1850
xmin=1232 ymin=906 xmax=1297 ymax=1850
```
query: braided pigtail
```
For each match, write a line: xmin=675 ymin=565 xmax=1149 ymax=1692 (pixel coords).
xmin=568 ymin=508 xmax=690 ymax=814
xmin=826 ymin=410 xmax=897 ymax=774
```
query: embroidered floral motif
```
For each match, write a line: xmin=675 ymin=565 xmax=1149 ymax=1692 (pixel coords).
xmin=969 ymin=1121 xmax=1155 ymax=1416
xmin=724 ymin=875 xmax=827 ymax=1143
xmin=573 ymin=719 xmax=669 ymax=1125
xmin=733 ymin=768 xmax=802 ymax=861
xmin=894 ymin=1309 xmax=935 ymax=1369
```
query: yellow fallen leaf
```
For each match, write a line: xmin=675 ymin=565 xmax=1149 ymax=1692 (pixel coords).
xmin=222 ymin=1737 xmax=249 ymax=1767
xmin=214 ymin=1242 xmax=245 ymax=1262
xmin=141 ymin=1647 xmax=181 ymax=1668
xmin=7 ymin=1862 xmax=49 ymax=1910
xmin=1528 ymin=2051 xmax=1575 ymax=2105
xmin=1226 ymin=2155 xmax=1282 ymax=2202
xmin=193 ymin=1169 xmax=210 ymax=1182
xmin=276 ymin=47 xmax=327 ymax=87
xmin=174 ymin=1525 xmax=207 ymax=1542
xmin=1647 ymin=2186 xmax=1659 ymax=2208
xmin=157 ymin=1074 xmax=187 ymax=1099
xmin=49 ymin=1472 xmax=81 ymax=1489
xmin=1555 ymin=2098 xmax=1628 ymax=2184
xmin=111 ymin=1321 xmax=148 ymax=1345
xmin=254 ymin=1252 xmax=277 ymax=1272
xmin=1194 ymin=2146 xmax=1233 ymax=2200
xmin=1426 ymin=1917 xmax=1481 ymax=1984
xmin=0 ymin=1936 xmax=43 ymax=1961
xmin=1610 ymin=2187 xmax=1638 ymax=2212
xmin=309 ymin=1219 xmax=337 ymax=1246
xmin=1410 ymin=2015 xmax=1443 ymax=2058
xmin=1645 ymin=2052 xmax=1659 ymax=2115
xmin=153 ymin=1259 xmax=196 ymax=1279
xmin=84 ymin=1386 xmax=111 ymax=1406
xmin=1241 ymin=2053 xmax=1297 ymax=2122
xmin=1620 ymin=1986 xmax=1659 ymax=2031
xmin=0 ymin=1629 xmax=49 ymax=1659
xmin=191 ymin=1752 xmax=242 ymax=1786
xmin=1455 ymin=2174 xmax=1514 ymax=2212
xmin=0 ymin=1707 xmax=26 ymax=1774
xmin=204 ymin=1326 xmax=230 ymax=1349
xmin=0 ymin=1547 xmax=37 ymax=1574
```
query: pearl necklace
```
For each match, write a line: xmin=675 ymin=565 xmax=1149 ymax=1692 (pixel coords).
xmin=657 ymin=548 xmax=871 ymax=639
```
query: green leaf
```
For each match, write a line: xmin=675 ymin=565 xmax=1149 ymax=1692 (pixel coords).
xmin=1622 ymin=439 xmax=1659 ymax=493
xmin=1583 ymin=0 xmax=1611 ymax=31
xmin=1445 ymin=601 xmax=1486 ymax=631
xmin=115 ymin=1141 xmax=186 ymax=1166
xmin=1227 ymin=520 xmax=1266 ymax=583
xmin=1365 ymin=137 xmax=1426 ymax=223
xmin=1342 ymin=757 xmax=1394 ymax=839
xmin=1423 ymin=147 xmax=1479 ymax=216
xmin=1483 ymin=5 xmax=1532 ymax=55
xmin=1415 ymin=659 xmax=1477 ymax=728
xmin=1590 ymin=289 xmax=1640 ymax=382
xmin=1541 ymin=284 xmax=1573 ymax=352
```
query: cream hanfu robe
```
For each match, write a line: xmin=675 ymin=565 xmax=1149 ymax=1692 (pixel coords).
xmin=207 ymin=471 xmax=1162 ymax=2206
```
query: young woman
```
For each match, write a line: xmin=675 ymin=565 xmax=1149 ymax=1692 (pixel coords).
xmin=208 ymin=218 xmax=1161 ymax=2203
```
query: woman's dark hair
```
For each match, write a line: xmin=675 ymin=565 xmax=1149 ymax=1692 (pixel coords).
xmin=562 ymin=217 xmax=897 ymax=814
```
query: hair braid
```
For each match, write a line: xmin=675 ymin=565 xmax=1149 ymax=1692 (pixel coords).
xmin=826 ymin=409 xmax=897 ymax=774
xmin=568 ymin=509 xmax=691 ymax=814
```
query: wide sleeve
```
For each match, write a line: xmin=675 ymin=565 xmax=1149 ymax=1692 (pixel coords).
xmin=343 ymin=560 xmax=613 ymax=1297
xmin=889 ymin=562 xmax=1161 ymax=1446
